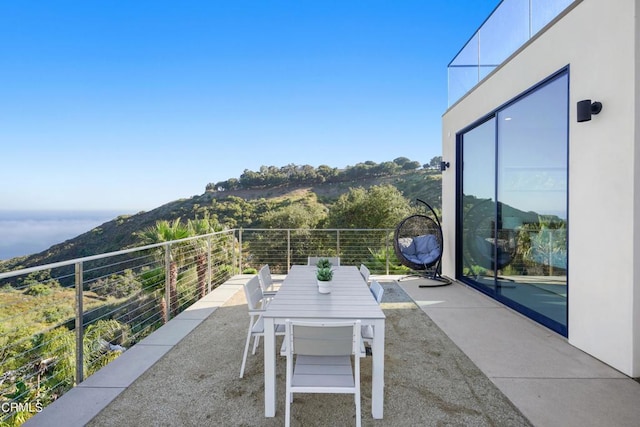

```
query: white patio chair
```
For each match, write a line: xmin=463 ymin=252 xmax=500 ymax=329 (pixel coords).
xmin=362 ymin=280 xmax=384 ymax=348
xmin=258 ymin=264 xmax=280 ymax=297
xmin=368 ymin=279 xmax=384 ymax=303
xmin=240 ymin=275 xmax=284 ymax=378
xmin=359 ymin=264 xmax=370 ymax=282
xmin=284 ymin=319 xmax=362 ymax=427
xmin=307 ymin=256 xmax=340 ymax=266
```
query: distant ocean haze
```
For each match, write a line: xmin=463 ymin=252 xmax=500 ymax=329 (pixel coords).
xmin=0 ymin=210 xmax=125 ymax=260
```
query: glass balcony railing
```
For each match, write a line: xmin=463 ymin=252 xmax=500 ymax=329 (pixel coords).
xmin=447 ymin=0 xmax=576 ymax=107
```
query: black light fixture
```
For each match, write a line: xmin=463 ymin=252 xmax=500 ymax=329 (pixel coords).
xmin=577 ymin=99 xmax=602 ymax=122
xmin=440 ymin=161 xmax=450 ymax=171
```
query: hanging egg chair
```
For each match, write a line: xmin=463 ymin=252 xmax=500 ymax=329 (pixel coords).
xmin=393 ymin=199 xmax=451 ymax=286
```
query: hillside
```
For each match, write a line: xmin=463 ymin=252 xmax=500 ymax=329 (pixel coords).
xmin=0 ymin=166 xmax=442 ymax=272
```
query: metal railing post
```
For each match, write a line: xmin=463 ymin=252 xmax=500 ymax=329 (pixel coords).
xmin=206 ymin=236 xmax=212 ymax=293
xmin=164 ymin=244 xmax=171 ymax=323
xmin=74 ymin=261 xmax=84 ymax=384
xmin=238 ymin=228 xmax=243 ymax=274
xmin=528 ymin=0 xmax=533 ymax=38
xmin=287 ymin=229 xmax=291 ymax=272
xmin=549 ymin=230 xmax=554 ymax=277
xmin=336 ymin=230 xmax=340 ymax=256
xmin=230 ymin=230 xmax=236 ymax=275
xmin=385 ymin=232 xmax=390 ymax=275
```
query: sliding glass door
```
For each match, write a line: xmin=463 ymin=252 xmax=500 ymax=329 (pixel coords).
xmin=457 ymin=70 xmax=568 ymax=335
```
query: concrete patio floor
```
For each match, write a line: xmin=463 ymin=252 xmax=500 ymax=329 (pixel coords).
xmin=24 ymin=275 xmax=640 ymax=426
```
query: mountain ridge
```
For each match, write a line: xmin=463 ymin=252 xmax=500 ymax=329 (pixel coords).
xmin=0 ymin=165 xmax=442 ymax=273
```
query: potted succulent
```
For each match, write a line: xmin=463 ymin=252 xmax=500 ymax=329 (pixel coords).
xmin=316 ymin=267 xmax=334 ymax=294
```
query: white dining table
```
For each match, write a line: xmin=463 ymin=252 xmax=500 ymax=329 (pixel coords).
xmin=262 ymin=264 xmax=386 ymax=419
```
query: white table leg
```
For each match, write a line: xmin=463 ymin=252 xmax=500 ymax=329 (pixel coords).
xmin=264 ymin=317 xmax=276 ymax=417
xmin=371 ymin=319 xmax=385 ymax=419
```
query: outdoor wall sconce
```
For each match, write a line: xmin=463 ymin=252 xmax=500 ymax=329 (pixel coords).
xmin=577 ymin=99 xmax=602 ymax=122
xmin=440 ymin=161 xmax=450 ymax=171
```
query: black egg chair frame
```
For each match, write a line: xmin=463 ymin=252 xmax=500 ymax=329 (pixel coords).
xmin=393 ymin=199 xmax=451 ymax=286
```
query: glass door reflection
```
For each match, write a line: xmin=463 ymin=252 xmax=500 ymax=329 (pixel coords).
xmin=457 ymin=70 xmax=568 ymax=335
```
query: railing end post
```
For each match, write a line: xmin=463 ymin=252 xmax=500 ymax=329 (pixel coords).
xmin=75 ymin=262 xmax=84 ymax=384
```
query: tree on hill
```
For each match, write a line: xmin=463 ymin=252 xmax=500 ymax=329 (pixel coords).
xmin=209 ymin=196 xmax=256 ymax=228
xmin=401 ymin=160 xmax=422 ymax=170
xmin=206 ymin=157 xmax=427 ymax=192
xmin=376 ymin=161 xmax=401 ymax=175
xmin=326 ymin=184 xmax=411 ymax=229
xmin=393 ymin=156 xmax=412 ymax=166
xmin=426 ymin=156 xmax=443 ymax=170
xmin=317 ymin=164 xmax=339 ymax=182
xmin=260 ymin=202 xmax=327 ymax=229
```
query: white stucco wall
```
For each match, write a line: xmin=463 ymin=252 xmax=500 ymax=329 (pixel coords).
xmin=442 ymin=0 xmax=639 ymax=376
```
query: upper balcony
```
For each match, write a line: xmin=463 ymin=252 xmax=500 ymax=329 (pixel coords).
xmin=447 ymin=0 xmax=576 ymax=107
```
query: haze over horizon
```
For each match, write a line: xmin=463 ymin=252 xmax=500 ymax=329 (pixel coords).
xmin=1 ymin=1 xmax=499 ymax=213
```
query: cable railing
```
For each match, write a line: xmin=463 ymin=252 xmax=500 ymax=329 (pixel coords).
xmin=447 ymin=0 xmax=576 ymax=107
xmin=237 ymin=228 xmax=395 ymax=275
xmin=0 ymin=228 xmax=399 ymax=425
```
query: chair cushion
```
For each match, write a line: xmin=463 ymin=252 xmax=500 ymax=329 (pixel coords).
xmin=407 ymin=234 xmax=440 ymax=265
xmin=398 ymin=237 xmax=416 ymax=256
xmin=414 ymin=234 xmax=436 ymax=253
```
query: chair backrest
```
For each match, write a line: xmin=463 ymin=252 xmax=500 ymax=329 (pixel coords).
xmin=369 ymin=280 xmax=384 ymax=304
xmin=307 ymin=256 xmax=341 ymax=267
xmin=243 ymin=275 xmax=265 ymax=311
xmin=359 ymin=264 xmax=370 ymax=281
xmin=258 ymin=264 xmax=273 ymax=288
xmin=286 ymin=320 xmax=360 ymax=357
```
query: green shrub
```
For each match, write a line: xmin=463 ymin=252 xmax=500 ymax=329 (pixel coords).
xmin=42 ymin=306 xmax=73 ymax=324
xmin=89 ymin=270 xmax=142 ymax=299
xmin=367 ymin=247 xmax=410 ymax=274
xmin=20 ymin=270 xmax=60 ymax=289
xmin=25 ymin=283 xmax=52 ymax=296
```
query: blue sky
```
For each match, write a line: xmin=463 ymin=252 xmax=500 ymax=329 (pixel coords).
xmin=1 ymin=0 xmax=498 ymax=213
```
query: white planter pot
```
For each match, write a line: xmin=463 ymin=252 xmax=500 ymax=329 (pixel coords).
xmin=317 ymin=280 xmax=332 ymax=294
